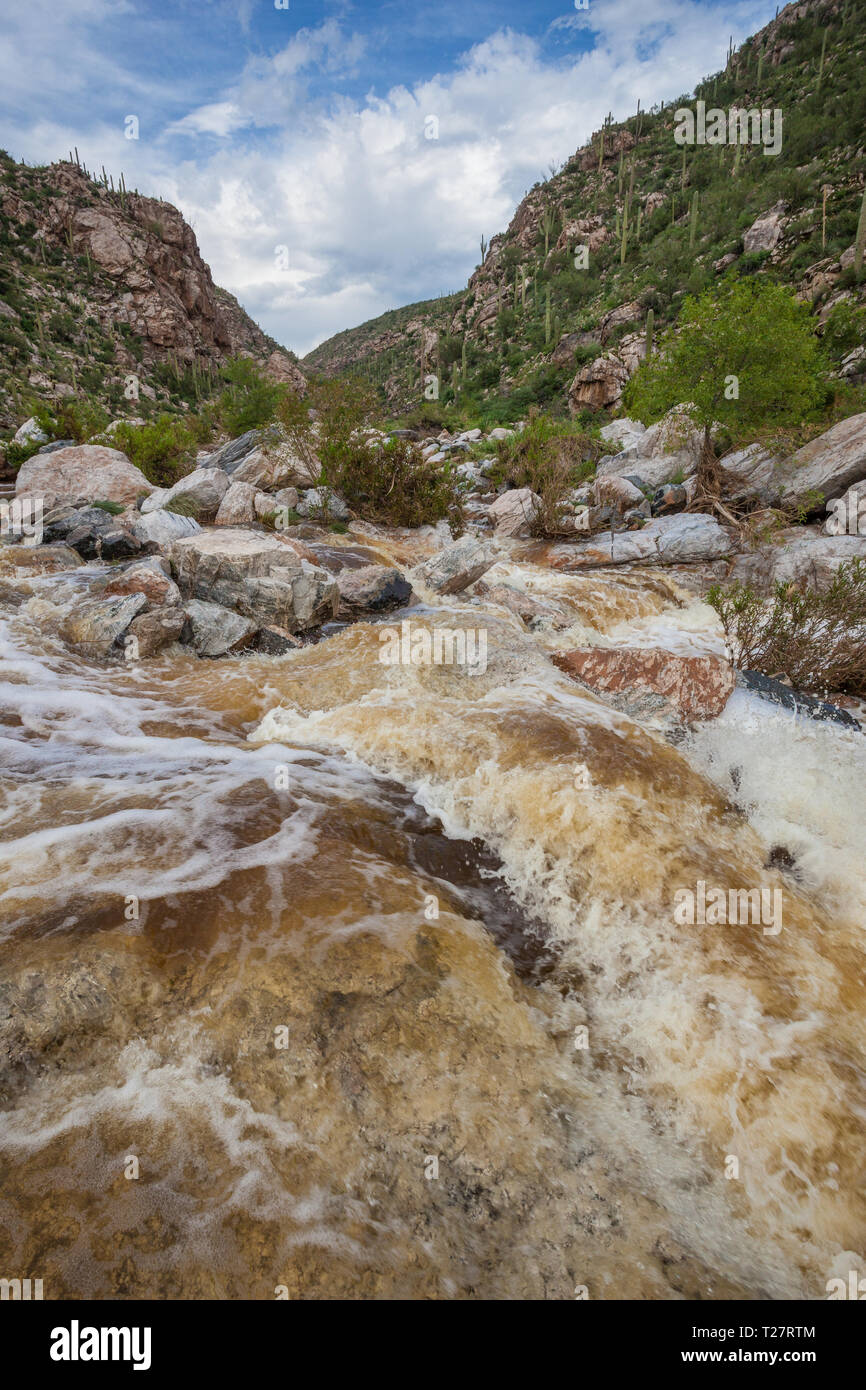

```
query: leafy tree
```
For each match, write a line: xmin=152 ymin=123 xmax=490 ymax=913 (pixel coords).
xmin=218 ymin=356 xmax=284 ymax=435
xmin=624 ymin=279 xmax=828 ymax=488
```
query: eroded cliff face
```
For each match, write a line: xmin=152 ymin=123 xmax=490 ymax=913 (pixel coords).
xmin=0 ymin=158 xmax=305 ymax=423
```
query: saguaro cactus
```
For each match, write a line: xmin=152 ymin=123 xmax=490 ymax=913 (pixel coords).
xmin=645 ymin=307 xmax=654 ymax=357
xmin=689 ymin=191 xmax=699 ymax=249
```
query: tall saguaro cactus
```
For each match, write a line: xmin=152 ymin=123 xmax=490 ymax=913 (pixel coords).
xmin=689 ymin=191 xmax=700 ymax=249
xmin=855 ymin=187 xmax=866 ymax=278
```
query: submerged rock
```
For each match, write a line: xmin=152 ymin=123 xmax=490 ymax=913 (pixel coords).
xmin=126 ymin=606 xmax=187 ymax=658
xmin=336 ymin=564 xmax=412 ymax=611
xmin=553 ymin=646 xmax=736 ymax=720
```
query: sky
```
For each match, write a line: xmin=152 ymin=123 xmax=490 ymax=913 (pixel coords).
xmin=0 ymin=0 xmax=782 ymax=356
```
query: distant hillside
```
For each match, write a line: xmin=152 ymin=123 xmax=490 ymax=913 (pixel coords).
xmin=0 ymin=155 xmax=305 ymax=431
xmin=304 ymin=292 xmax=463 ymax=409
xmin=304 ymin=0 xmax=866 ymax=423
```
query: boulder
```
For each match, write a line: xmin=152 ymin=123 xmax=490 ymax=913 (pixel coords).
xmin=743 ymin=202 xmax=786 ymax=255
xmin=776 ymin=413 xmax=866 ymax=511
xmin=553 ymin=647 xmax=736 ymax=720
xmin=15 ymin=445 xmax=154 ymax=509
xmin=488 ymin=487 xmax=541 ymax=538
xmin=43 ymin=505 xmax=141 ymax=561
xmin=254 ymin=625 xmax=303 ymax=655
xmin=0 ymin=542 xmax=84 ymax=573
xmin=296 ymin=488 xmax=350 ymax=522
xmin=61 ymin=593 xmax=147 ymax=657
xmin=336 ymin=565 xmax=412 ymax=612
xmin=201 ymin=431 xmax=261 ymax=472
xmin=651 ymin=483 xmax=689 ymax=516
xmin=104 ymin=559 xmax=182 ymax=607
xmin=412 ymin=535 xmax=499 ymax=594
xmin=129 ymin=509 xmax=202 ymax=548
xmin=594 ymin=475 xmax=647 ymax=513
xmin=597 ymin=407 xmax=702 ymax=490
xmin=727 ymin=529 xmax=866 ymax=592
xmin=126 ymin=607 xmax=186 ymax=658
xmin=568 ymin=352 xmax=630 ymax=413
xmin=168 ymin=528 xmax=339 ymax=633
xmin=215 ymin=480 xmax=259 ymax=526
xmin=599 ymin=418 xmax=646 ymax=450
xmin=142 ymin=467 xmax=228 ymax=522
xmin=488 ymin=428 xmax=514 ymax=442
xmin=13 ymin=417 xmax=49 ymax=446
xmin=824 ymin=481 xmax=866 ymax=536
xmin=183 ymin=599 xmax=257 ymax=657
xmin=543 ymin=514 xmax=733 ymax=569
xmin=229 ymin=435 xmax=319 ymax=490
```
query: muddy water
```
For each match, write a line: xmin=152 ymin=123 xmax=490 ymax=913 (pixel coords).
xmin=0 ymin=532 xmax=864 ymax=1300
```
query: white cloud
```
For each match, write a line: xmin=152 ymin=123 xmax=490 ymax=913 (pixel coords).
xmin=2 ymin=2 xmax=781 ymax=357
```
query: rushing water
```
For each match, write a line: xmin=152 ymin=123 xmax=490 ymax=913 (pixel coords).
xmin=0 ymin=529 xmax=864 ymax=1300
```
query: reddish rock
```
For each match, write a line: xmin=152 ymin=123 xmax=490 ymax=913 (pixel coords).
xmin=552 ymin=647 xmax=735 ymax=720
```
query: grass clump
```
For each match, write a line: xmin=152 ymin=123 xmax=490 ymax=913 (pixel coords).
xmin=491 ymin=415 xmax=602 ymax=535
xmin=708 ymin=559 xmax=866 ymax=696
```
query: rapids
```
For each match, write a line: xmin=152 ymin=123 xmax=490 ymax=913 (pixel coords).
xmin=0 ymin=526 xmax=864 ymax=1300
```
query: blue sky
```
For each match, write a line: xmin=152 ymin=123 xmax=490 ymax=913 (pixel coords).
xmin=0 ymin=0 xmax=781 ymax=355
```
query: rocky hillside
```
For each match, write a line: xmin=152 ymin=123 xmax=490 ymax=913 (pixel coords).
xmin=0 ymin=154 xmax=305 ymax=432
xmin=305 ymin=0 xmax=866 ymax=421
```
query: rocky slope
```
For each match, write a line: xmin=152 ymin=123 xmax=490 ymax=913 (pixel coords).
xmin=305 ymin=0 xmax=866 ymax=419
xmin=0 ymin=155 xmax=305 ymax=430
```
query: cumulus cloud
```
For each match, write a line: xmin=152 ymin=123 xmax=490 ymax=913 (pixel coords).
xmin=1 ymin=1 xmax=779 ymax=356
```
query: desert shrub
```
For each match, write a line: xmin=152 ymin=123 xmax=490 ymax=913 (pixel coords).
xmin=278 ymin=378 xmax=462 ymax=528
xmin=492 ymin=415 xmax=602 ymax=535
xmin=35 ymin=396 xmax=110 ymax=443
xmin=218 ymin=357 xmax=285 ymax=436
xmin=708 ymin=560 xmax=866 ymax=696
xmin=112 ymin=415 xmax=197 ymax=487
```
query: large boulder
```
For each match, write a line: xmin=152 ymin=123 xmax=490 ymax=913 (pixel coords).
xmin=596 ymin=407 xmax=702 ymax=490
xmin=183 ymin=599 xmax=257 ymax=657
xmin=412 ymin=535 xmax=499 ymax=594
xmin=776 ymin=413 xmax=866 ymax=511
xmin=553 ymin=647 xmax=736 ymax=720
xmin=488 ymin=487 xmax=540 ymax=538
xmin=727 ymin=529 xmax=866 ymax=592
xmin=719 ymin=415 xmax=866 ymax=512
xmin=15 ymin=445 xmax=154 ymax=509
xmin=336 ymin=565 xmax=412 ymax=612
xmin=104 ymin=558 xmax=181 ymax=607
xmin=568 ymin=352 xmax=631 ymax=413
xmin=141 ymin=467 xmax=229 ymax=522
xmin=126 ymin=607 xmax=186 ymax=658
xmin=42 ymin=505 xmax=142 ymax=561
xmin=215 ymin=481 xmax=259 ymax=526
xmin=544 ymin=514 xmax=733 ymax=569
xmin=201 ymin=431 xmax=260 ymax=472
xmin=168 ymin=528 xmax=339 ymax=633
xmin=0 ymin=542 xmax=83 ymax=572
xmin=129 ymin=509 xmax=201 ymax=548
xmin=61 ymin=593 xmax=147 ymax=657
xmin=743 ymin=202 xmax=786 ymax=255
xmin=13 ymin=417 xmax=48 ymax=446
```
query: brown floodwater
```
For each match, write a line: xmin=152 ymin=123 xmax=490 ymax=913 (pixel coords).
xmin=0 ymin=534 xmax=864 ymax=1299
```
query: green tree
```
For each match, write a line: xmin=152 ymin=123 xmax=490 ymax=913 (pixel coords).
xmin=218 ymin=356 xmax=284 ymax=435
xmin=624 ymin=279 xmax=827 ymax=491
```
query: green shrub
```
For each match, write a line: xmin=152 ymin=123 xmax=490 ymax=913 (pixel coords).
xmin=35 ymin=396 xmax=109 ymax=444
xmin=218 ymin=357 xmax=285 ymax=436
xmin=708 ymin=560 xmax=866 ymax=696
xmin=278 ymin=377 xmax=462 ymax=528
xmin=91 ymin=499 xmax=125 ymax=515
xmin=112 ymin=415 xmax=196 ymax=487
